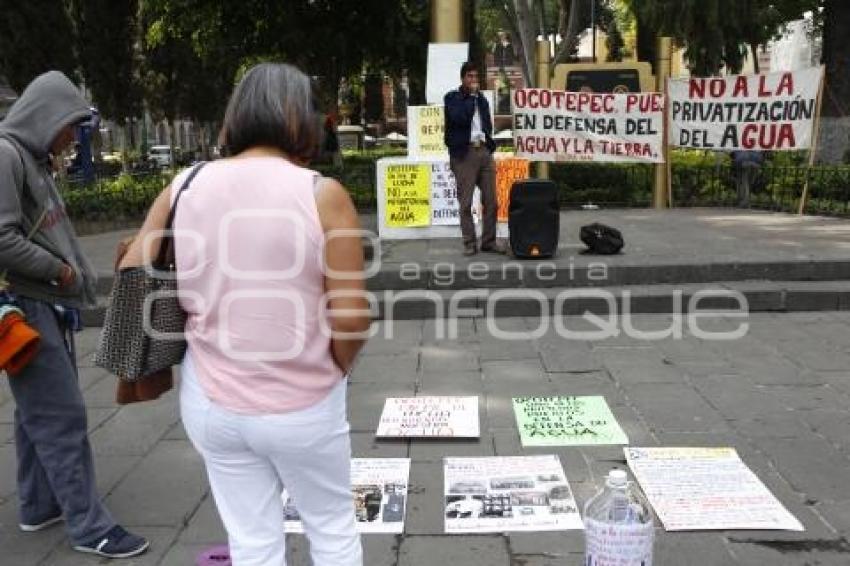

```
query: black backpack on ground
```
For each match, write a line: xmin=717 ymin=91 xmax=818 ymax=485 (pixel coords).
xmin=580 ymin=223 xmax=624 ymax=255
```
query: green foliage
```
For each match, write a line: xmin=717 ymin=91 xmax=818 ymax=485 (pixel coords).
xmin=0 ymin=0 xmax=79 ymax=93
xmin=626 ymin=0 xmax=824 ymax=75
xmin=62 ymin=171 xmax=174 ymax=221
xmin=68 ymin=0 xmax=141 ymax=123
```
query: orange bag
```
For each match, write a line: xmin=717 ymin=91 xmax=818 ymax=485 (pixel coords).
xmin=0 ymin=306 xmax=40 ymax=376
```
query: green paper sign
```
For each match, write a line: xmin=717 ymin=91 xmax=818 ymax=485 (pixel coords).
xmin=513 ymin=396 xmax=629 ymax=447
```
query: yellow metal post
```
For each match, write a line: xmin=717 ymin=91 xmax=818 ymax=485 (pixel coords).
xmin=536 ymin=39 xmax=551 ymax=179
xmin=431 ymin=0 xmax=464 ymax=43
xmin=653 ymin=37 xmax=672 ymax=209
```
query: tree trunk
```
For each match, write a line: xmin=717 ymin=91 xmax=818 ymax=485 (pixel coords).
xmin=818 ymin=0 xmax=850 ymax=163
xmin=750 ymin=42 xmax=760 ymax=74
xmin=512 ymin=0 xmax=538 ymax=87
xmin=199 ymin=121 xmax=210 ymax=160
xmin=551 ymin=0 xmax=583 ymax=69
xmin=121 ymin=120 xmax=130 ymax=174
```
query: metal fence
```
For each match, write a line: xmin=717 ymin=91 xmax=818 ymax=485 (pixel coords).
xmin=61 ymin=160 xmax=850 ymax=224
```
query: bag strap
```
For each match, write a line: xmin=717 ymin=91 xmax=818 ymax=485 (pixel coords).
xmin=0 ymin=178 xmax=50 ymax=290
xmin=153 ymin=162 xmax=207 ymax=269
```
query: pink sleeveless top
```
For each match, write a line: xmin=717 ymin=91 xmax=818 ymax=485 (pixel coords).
xmin=172 ymin=157 xmax=342 ymax=414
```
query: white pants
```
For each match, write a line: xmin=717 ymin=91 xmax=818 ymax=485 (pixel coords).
xmin=180 ymin=353 xmax=362 ymax=566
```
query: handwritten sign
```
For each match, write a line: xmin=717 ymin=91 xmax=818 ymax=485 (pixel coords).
xmin=377 ymin=396 xmax=479 ymax=438
xmin=385 ymin=164 xmax=430 ymax=227
xmin=513 ymin=396 xmax=628 ymax=447
xmin=513 ymin=89 xmax=664 ymax=163
xmin=408 ymin=105 xmax=447 ymax=158
xmin=495 ymin=157 xmax=530 ymax=222
xmin=669 ymin=67 xmax=822 ymax=151
xmin=625 ymin=447 xmax=804 ymax=531
xmin=429 ymin=161 xmax=459 ymax=225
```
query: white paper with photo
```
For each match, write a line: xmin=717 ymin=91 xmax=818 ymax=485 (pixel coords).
xmin=444 ymin=455 xmax=583 ymax=533
xmin=625 ymin=447 xmax=803 ymax=531
xmin=377 ymin=396 xmax=479 ymax=437
xmin=283 ymin=458 xmax=411 ymax=534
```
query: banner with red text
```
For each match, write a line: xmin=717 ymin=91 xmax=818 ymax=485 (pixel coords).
xmin=512 ymin=89 xmax=665 ymax=163
xmin=669 ymin=67 xmax=823 ymax=151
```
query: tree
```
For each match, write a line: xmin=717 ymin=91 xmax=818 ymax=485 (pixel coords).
xmin=478 ymin=0 xmax=594 ymax=86
xmin=0 ymin=1 xmax=79 ymax=93
xmin=141 ymin=0 xmax=429 ymax=116
xmin=69 ymin=0 xmax=141 ymax=169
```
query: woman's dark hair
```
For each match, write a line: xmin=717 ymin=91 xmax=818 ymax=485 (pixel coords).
xmin=219 ymin=63 xmax=321 ymax=161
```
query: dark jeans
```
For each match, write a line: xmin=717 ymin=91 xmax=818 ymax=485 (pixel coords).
xmin=8 ymin=296 xmax=114 ymax=544
xmin=450 ymin=146 xmax=498 ymax=249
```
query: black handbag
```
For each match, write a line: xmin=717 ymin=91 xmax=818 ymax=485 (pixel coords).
xmin=580 ymin=223 xmax=624 ymax=255
xmin=94 ymin=163 xmax=206 ymax=380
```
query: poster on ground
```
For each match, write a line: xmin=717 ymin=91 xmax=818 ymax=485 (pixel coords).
xmin=668 ymin=67 xmax=823 ymax=151
xmin=625 ymin=447 xmax=804 ymax=531
xmin=377 ymin=396 xmax=480 ymax=438
xmin=283 ymin=458 xmax=411 ymax=534
xmin=512 ymin=89 xmax=664 ymax=163
xmin=444 ymin=455 xmax=583 ymax=533
xmin=385 ymin=163 xmax=431 ymax=227
xmin=513 ymin=396 xmax=629 ymax=447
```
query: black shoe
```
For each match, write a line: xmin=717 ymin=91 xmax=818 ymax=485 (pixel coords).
xmin=73 ymin=525 xmax=149 ymax=559
xmin=480 ymin=241 xmax=507 ymax=254
xmin=463 ymin=244 xmax=478 ymax=256
xmin=19 ymin=512 xmax=63 ymax=532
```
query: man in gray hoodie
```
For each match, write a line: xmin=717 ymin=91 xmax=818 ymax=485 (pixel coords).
xmin=0 ymin=71 xmax=148 ymax=558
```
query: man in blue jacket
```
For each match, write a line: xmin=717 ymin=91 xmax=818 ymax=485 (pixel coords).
xmin=444 ymin=62 xmax=505 ymax=256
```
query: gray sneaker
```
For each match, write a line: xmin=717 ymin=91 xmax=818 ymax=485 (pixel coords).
xmin=19 ymin=512 xmax=63 ymax=532
xmin=73 ymin=525 xmax=149 ymax=559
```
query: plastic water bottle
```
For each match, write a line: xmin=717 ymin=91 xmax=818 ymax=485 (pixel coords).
xmin=584 ymin=469 xmax=654 ymax=566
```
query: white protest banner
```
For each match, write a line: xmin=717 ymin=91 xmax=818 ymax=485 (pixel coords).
xmin=512 ymin=88 xmax=664 ymax=163
xmin=283 ymin=458 xmax=411 ymax=534
xmin=377 ymin=396 xmax=479 ymax=437
xmin=625 ymin=447 xmax=804 ymax=532
xmin=444 ymin=455 xmax=583 ymax=533
xmin=668 ymin=67 xmax=823 ymax=151
xmin=429 ymin=161 xmax=459 ymax=225
xmin=426 ymin=43 xmax=469 ymax=104
xmin=407 ymin=105 xmax=447 ymax=159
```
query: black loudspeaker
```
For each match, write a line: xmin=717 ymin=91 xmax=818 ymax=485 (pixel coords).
xmin=508 ymin=179 xmax=559 ymax=258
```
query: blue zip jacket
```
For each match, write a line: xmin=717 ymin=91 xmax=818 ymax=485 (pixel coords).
xmin=443 ymin=87 xmax=497 ymax=158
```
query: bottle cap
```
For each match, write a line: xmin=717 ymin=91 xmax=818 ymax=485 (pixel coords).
xmin=607 ymin=469 xmax=628 ymax=488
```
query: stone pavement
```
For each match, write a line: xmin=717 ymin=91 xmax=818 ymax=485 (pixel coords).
xmin=80 ymin=208 xmax=850 ymax=280
xmin=77 ymin=209 xmax=850 ymax=328
xmin=2 ymin=313 xmax=850 ymax=565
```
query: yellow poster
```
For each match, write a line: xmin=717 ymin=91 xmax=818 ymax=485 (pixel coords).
xmin=495 ymin=157 xmax=530 ymax=222
xmin=385 ymin=164 xmax=431 ymax=227
xmin=412 ymin=106 xmax=446 ymax=157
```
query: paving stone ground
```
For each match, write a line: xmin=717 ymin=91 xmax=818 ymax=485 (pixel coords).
xmin=2 ymin=313 xmax=850 ymax=565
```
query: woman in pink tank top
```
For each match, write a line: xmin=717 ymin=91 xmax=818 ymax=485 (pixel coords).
xmin=120 ymin=63 xmax=369 ymax=565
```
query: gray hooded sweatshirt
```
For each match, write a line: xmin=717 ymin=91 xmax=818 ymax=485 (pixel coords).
xmin=0 ymin=71 xmax=97 ymax=308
